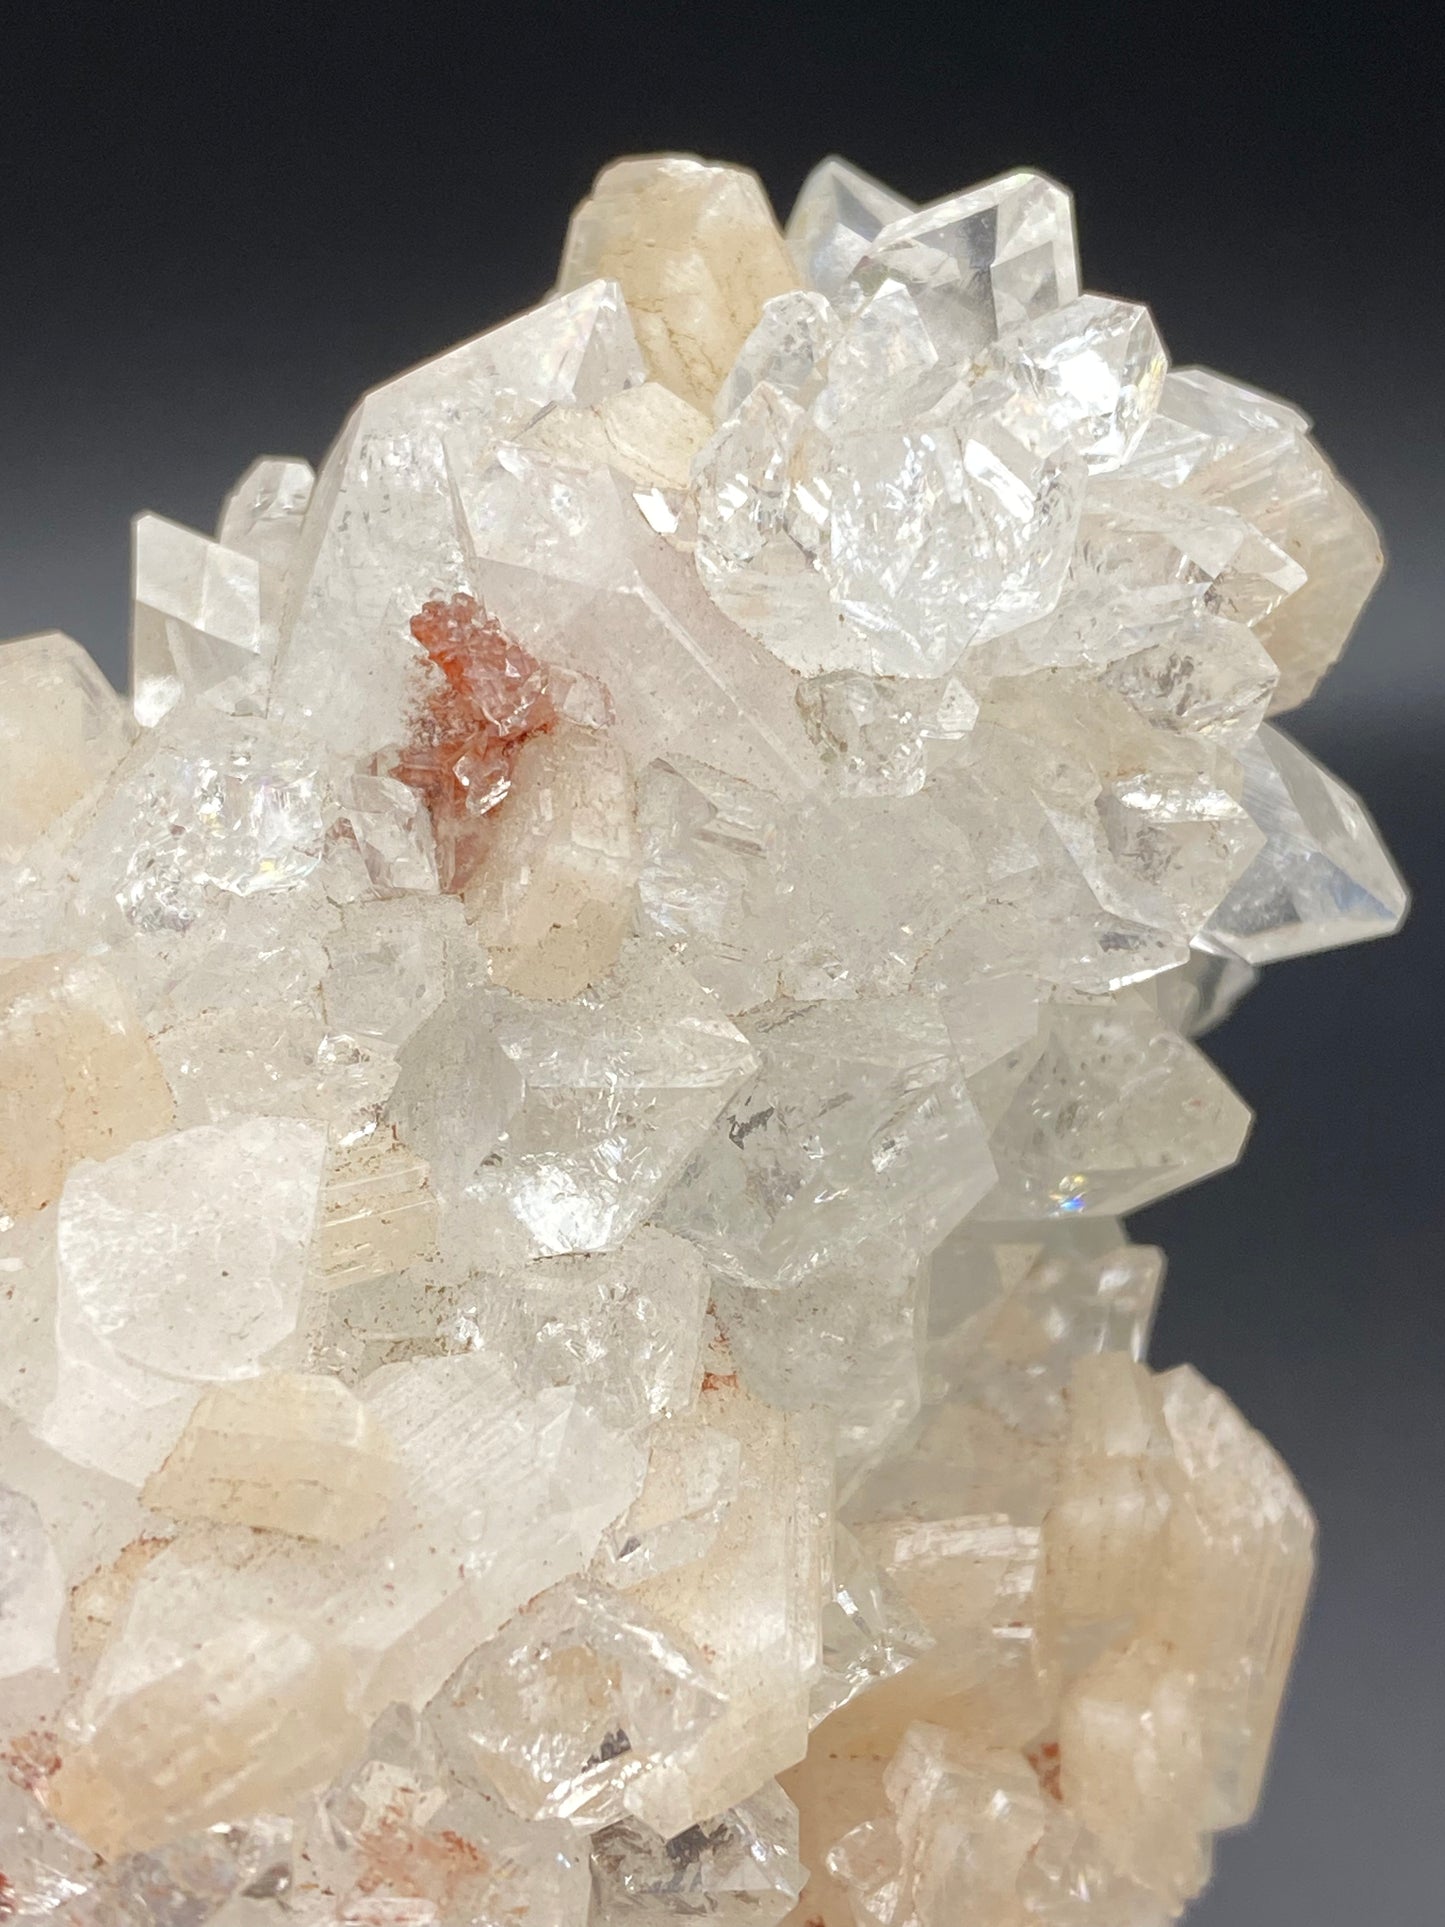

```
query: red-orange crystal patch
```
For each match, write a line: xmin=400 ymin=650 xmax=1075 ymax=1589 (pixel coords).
xmin=394 ymin=594 xmax=555 ymax=892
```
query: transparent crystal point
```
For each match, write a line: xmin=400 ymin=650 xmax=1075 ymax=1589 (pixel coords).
xmin=714 ymin=290 xmax=842 ymax=420
xmin=1206 ymin=723 xmax=1409 ymax=962
xmin=270 ymin=279 xmax=644 ymax=761
xmin=472 ymin=1227 xmax=708 ymax=1431
xmin=300 ymin=1705 xmax=591 ymax=1927
xmin=69 ymin=709 xmax=328 ymax=938
xmin=850 ymin=170 xmax=1080 ymax=362
xmin=131 ymin=513 xmax=269 ymax=725
xmin=823 ymin=405 xmax=1085 ymax=677
xmin=811 ymin=1524 xmax=934 ymax=1725
xmin=1127 ymin=365 xmax=1383 ymax=710
xmin=925 ymin=1219 xmax=1164 ymax=1431
xmin=468 ymin=939 xmax=758 ymax=1257
xmin=985 ymin=293 xmax=1168 ymax=472
xmin=786 ymin=156 xmax=914 ymax=301
xmin=216 ymin=454 xmax=314 ymax=614
xmin=972 ymin=993 xmax=1253 ymax=1218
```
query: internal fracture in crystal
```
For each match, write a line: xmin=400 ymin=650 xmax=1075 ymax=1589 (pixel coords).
xmin=0 ymin=147 xmax=1403 ymax=1927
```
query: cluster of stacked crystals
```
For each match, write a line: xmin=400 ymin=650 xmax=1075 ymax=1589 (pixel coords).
xmin=0 ymin=152 xmax=1407 ymax=1926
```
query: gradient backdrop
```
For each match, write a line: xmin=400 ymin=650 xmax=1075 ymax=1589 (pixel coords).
xmin=2 ymin=7 xmax=1440 ymax=1920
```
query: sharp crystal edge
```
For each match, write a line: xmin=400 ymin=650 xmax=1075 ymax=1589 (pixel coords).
xmin=0 ymin=150 xmax=1407 ymax=1925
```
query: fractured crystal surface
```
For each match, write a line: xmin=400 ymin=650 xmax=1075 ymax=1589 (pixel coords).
xmin=0 ymin=149 xmax=1404 ymax=1927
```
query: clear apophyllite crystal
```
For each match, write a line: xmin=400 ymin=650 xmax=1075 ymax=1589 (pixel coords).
xmin=0 ymin=147 xmax=1405 ymax=1926
xmin=430 ymin=1581 xmax=724 ymax=1827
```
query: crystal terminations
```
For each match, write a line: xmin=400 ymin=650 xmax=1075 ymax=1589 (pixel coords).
xmin=0 ymin=154 xmax=1406 ymax=1926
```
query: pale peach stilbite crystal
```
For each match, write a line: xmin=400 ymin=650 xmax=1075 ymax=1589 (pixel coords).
xmin=0 ymin=151 xmax=1403 ymax=1926
xmin=141 ymin=1372 xmax=398 ymax=1544
xmin=0 ymin=952 xmax=174 ymax=1217
xmin=46 ymin=1619 xmax=364 ymax=1858
xmin=558 ymin=156 xmax=801 ymax=413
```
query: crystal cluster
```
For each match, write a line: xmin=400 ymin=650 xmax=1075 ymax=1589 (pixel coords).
xmin=0 ymin=153 xmax=1406 ymax=1924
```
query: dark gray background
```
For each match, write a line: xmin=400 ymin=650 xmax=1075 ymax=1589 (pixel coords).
xmin=2 ymin=6 xmax=1440 ymax=1919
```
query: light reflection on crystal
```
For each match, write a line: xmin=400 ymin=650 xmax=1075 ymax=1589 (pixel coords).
xmin=0 ymin=146 xmax=1403 ymax=1927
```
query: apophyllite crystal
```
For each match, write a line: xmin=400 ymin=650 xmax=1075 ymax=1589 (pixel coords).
xmin=0 ymin=152 xmax=1407 ymax=1924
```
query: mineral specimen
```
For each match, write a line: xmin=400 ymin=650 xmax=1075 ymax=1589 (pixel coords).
xmin=0 ymin=151 xmax=1405 ymax=1925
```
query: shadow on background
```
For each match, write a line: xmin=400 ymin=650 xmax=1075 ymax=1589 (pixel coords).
xmin=1140 ymin=723 xmax=1444 ymax=1924
xmin=1 ymin=5 xmax=1440 ymax=1920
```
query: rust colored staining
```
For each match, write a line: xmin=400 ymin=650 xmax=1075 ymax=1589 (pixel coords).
xmin=700 ymin=1369 xmax=739 ymax=1394
xmin=1026 ymin=1737 xmax=1063 ymax=1803
xmin=354 ymin=1799 xmax=495 ymax=1914
xmin=69 ymin=1534 xmax=171 ymax=1662
xmin=394 ymin=593 xmax=555 ymax=893
xmin=1 ymin=1729 xmax=61 ymax=1795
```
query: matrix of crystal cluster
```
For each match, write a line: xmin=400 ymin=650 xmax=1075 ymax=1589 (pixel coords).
xmin=0 ymin=151 xmax=1407 ymax=1926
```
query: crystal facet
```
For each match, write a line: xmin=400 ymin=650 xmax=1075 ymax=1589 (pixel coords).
xmin=0 ymin=151 xmax=1402 ymax=1927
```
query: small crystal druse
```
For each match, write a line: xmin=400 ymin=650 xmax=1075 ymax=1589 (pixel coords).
xmin=0 ymin=154 xmax=1406 ymax=1924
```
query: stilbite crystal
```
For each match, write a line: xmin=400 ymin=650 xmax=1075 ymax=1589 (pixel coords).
xmin=142 ymin=1372 xmax=398 ymax=1544
xmin=0 ymin=150 xmax=1404 ymax=1927
xmin=558 ymin=156 xmax=800 ymax=413
xmin=0 ymin=952 xmax=174 ymax=1216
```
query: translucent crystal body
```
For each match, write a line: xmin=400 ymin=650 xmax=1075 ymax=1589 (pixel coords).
xmin=141 ymin=1372 xmax=397 ymax=1543
xmin=0 ymin=150 xmax=1402 ymax=1927
xmin=0 ymin=630 xmax=135 ymax=866
xmin=130 ymin=514 xmax=269 ymax=726
xmin=0 ymin=952 xmax=174 ymax=1216
xmin=558 ymin=156 xmax=800 ymax=413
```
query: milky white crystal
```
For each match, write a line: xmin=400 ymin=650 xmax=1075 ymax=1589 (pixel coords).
xmin=0 ymin=148 xmax=1404 ymax=1927
xmin=57 ymin=1115 xmax=328 ymax=1384
xmin=0 ymin=631 xmax=135 ymax=867
xmin=0 ymin=1485 xmax=67 ymax=1679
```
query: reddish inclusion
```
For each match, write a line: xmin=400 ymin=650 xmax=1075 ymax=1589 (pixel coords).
xmin=394 ymin=593 xmax=555 ymax=891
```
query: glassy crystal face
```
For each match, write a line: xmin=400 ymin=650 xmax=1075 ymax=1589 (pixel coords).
xmin=0 ymin=149 xmax=1403 ymax=1927
xmin=851 ymin=170 xmax=1081 ymax=359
